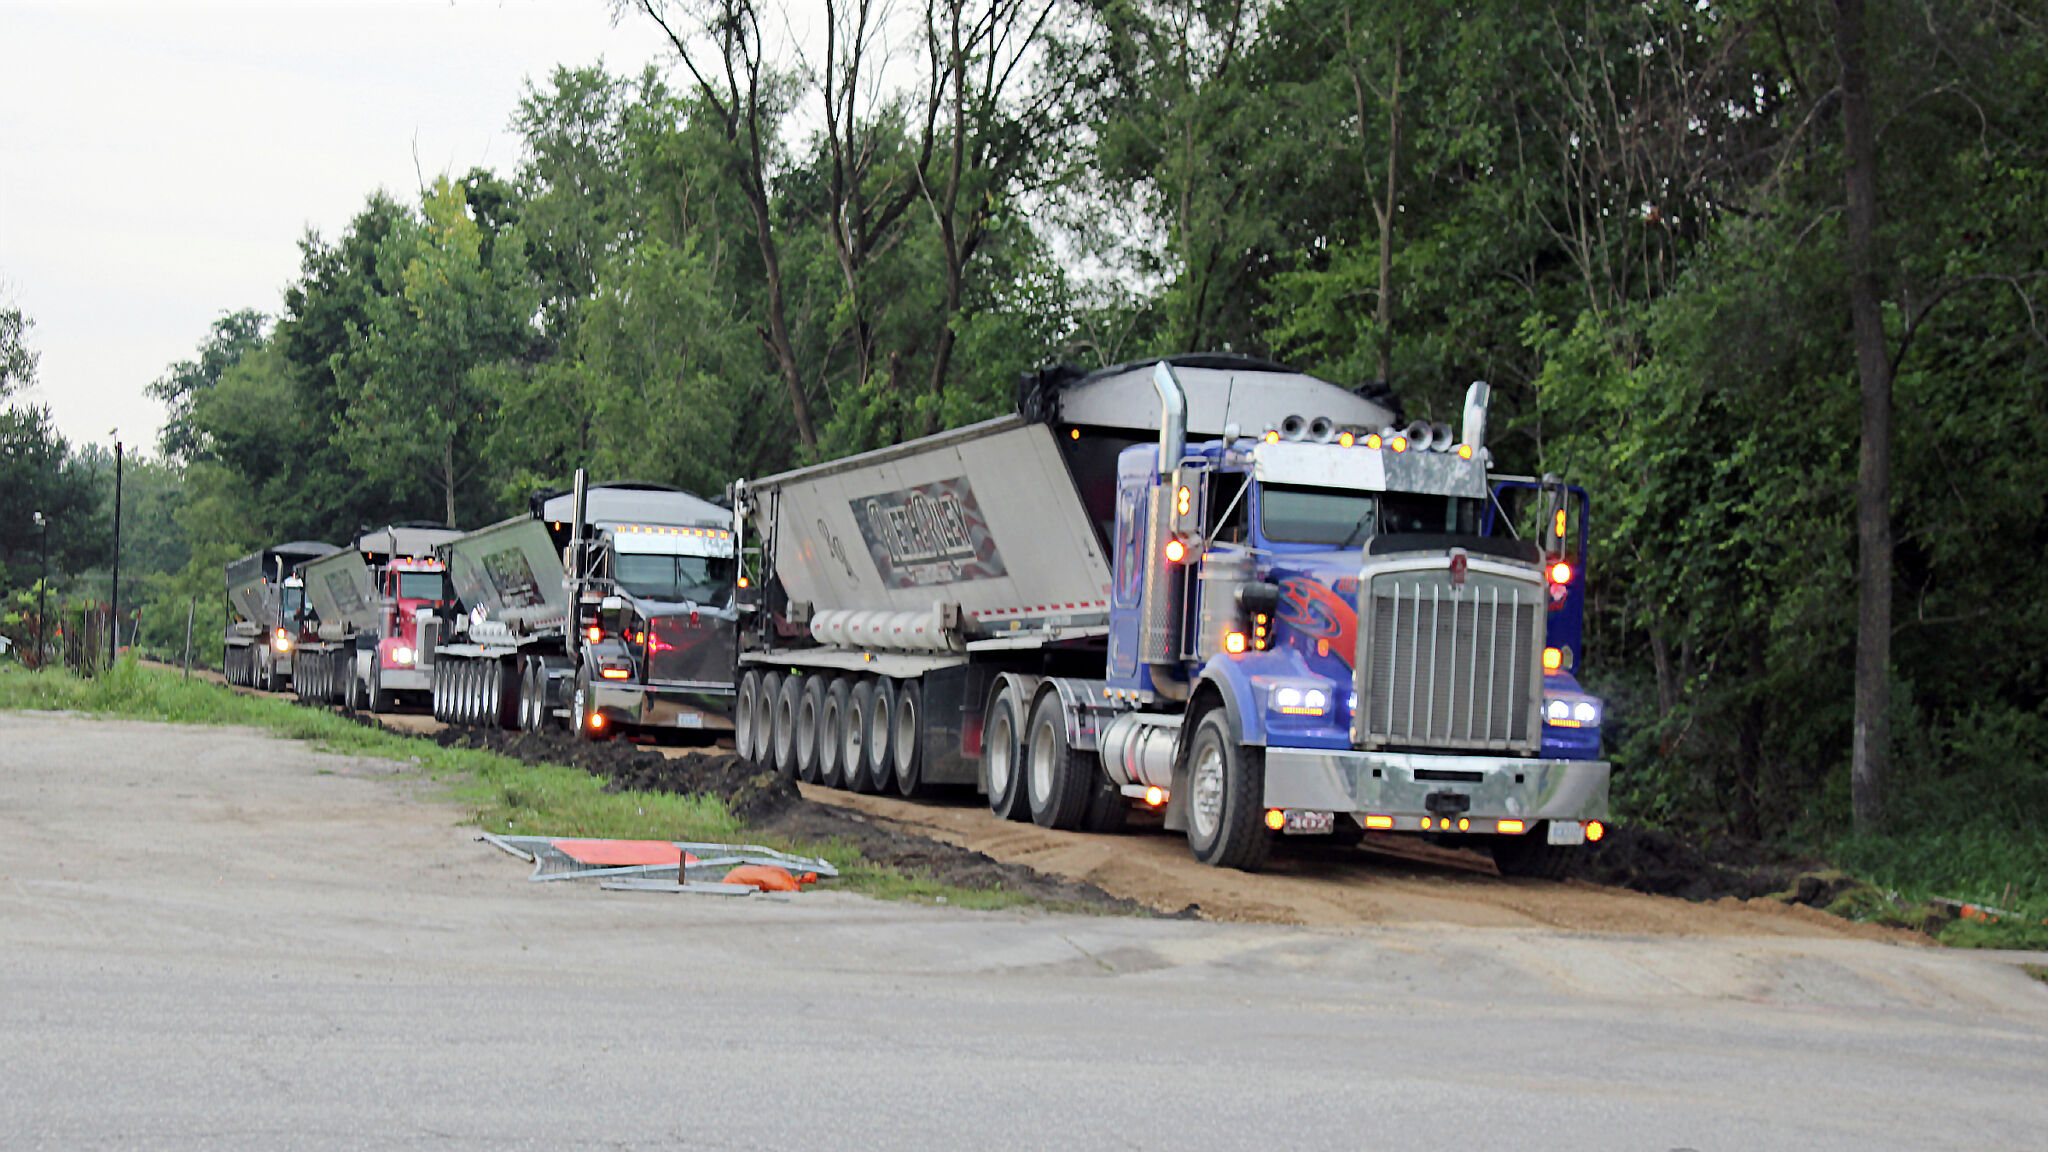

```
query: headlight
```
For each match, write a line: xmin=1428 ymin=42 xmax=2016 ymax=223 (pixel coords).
xmin=1573 ymin=701 xmax=1598 ymax=724
xmin=1547 ymin=699 xmax=1571 ymax=721
xmin=1268 ymin=683 xmax=1333 ymax=716
xmin=390 ymin=646 xmax=414 ymax=665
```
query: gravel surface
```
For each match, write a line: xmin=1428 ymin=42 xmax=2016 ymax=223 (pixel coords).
xmin=5 ymin=710 xmax=2048 ymax=1151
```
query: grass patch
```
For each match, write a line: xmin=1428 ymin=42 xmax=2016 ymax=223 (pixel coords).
xmin=1830 ymin=825 xmax=2048 ymax=950
xmin=2022 ymin=964 xmax=2047 ymax=985
xmin=0 ymin=661 xmax=1017 ymax=906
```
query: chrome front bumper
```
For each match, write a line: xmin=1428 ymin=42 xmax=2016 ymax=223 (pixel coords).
xmin=589 ymin=682 xmax=736 ymax=732
xmin=378 ymin=667 xmax=430 ymax=691
xmin=1262 ymin=748 xmax=1610 ymax=822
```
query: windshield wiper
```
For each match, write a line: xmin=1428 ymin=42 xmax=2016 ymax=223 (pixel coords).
xmin=1337 ymin=512 xmax=1376 ymax=551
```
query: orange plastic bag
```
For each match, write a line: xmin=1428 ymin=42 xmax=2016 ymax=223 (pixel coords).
xmin=721 ymin=864 xmax=820 ymax=892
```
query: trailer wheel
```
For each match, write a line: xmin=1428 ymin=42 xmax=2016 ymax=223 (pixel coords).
xmin=734 ymin=671 xmax=762 ymax=766
xmin=892 ymin=679 xmax=925 ymax=797
xmin=528 ymin=655 xmax=552 ymax=725
xmin=794 ymin=675 xmax=826 ymax=783
xmin=863 ymin=677 xmax=896 ymax=794
xmin=983 ymin=683 xmax=1030 ymax=821
xmin=1183 ymin=709 xmax=1270 ymax=871
xmin=754 ymin=672 xmax=783 ymax=765
xmin=818 ymin=677 xmax=851 ymax=789
xmin=771 ymin=674 xmax=802 ymax=783
xmin=1025 ymin=691 xmax=1094 ymax=830
xmin=1489 ymin=825 xmax=1576 ymax=880
xmin=490 ymin=659 xmax=514 ymax=729
xmin=842 ymin=679 xmax=877 ymax=794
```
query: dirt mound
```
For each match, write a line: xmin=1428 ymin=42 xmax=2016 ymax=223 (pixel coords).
xmin=1575 ymin=823 xmax=1818 ymax=901
xmin=432 ymin=728 xmax=1145 ymax=914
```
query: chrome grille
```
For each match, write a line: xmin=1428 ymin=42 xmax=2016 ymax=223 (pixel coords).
xmin=1358 ymin=575 xmax=1541 ymax=752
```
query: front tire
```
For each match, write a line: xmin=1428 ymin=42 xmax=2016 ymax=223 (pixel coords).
xmin=1183 ymin=709 xmax=1269 ymax=870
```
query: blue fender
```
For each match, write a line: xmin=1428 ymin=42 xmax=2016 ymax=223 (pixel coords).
xmin=1192 ymin=655 xmax=1263 ymax=746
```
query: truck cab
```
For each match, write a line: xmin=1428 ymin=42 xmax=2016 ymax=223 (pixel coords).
xmin=1100 ymin=374 xmax=1608 ymax=873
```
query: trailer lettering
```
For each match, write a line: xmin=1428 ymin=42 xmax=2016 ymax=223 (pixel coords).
xmin=850 ymin=477 xmax=1008 ymax=589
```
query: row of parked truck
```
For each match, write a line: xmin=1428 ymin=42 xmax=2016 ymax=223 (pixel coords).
xmin=223 ymin=355 xmax=1611 ymax=875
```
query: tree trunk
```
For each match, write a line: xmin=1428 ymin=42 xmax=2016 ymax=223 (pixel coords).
xmin=1373 ymin=39 xmax=1402 ymax=386
xmin=1837 ymin=0 xmax=1891 ymax=836
xmin=442 ymin=438 xmax=457 ymax=529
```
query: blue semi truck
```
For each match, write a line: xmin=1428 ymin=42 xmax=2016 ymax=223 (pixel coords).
xmin=730 ymin=355 xmax=1609 ymax=874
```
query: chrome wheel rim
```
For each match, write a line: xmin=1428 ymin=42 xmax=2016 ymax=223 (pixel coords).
xmin=986 ymin=705 xmax=1014 ymax=797
xmin=1189 ymin=742 xmax=1225 ymax=842
xmin=1029 ymin=719 xmax=1055 ymax=808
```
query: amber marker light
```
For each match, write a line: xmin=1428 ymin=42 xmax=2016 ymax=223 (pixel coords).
xmin=1144 ymin=786 xmax=1167 ymax=807
xmin=1549 ymin=561 xmax=1573 ymax=585
xmin=1364 ymin=814 xmax=1394 ymax=830
xmin=1365 ymin=433 xmax=1382 ymax=449
xmin=1070 ymin=427 xmax=1081 ymax=440
xmin=588 ymin=712 xmax=606 ymax=731
xmin=1420 ymin=816 xmax=1433 ymax=830
xmin=1338 ymin=431 xmax=1355 ymax=447
xmin=586 ymin=624 xmax=603 ymax=643
xmin=1164 ymin=538 xmax=1187 ymax=563
xmin=1224 ymin=631 xmax=1247 ymax=654
xmin=1264 ymin=809 xmax=1287 ymax=831
xmin=1264 ymin=430 xmax=1280 ymax=443
xmin=1458 ymin=817 xmax=1471 ymax=831
xmin=1585 ymin=820 xmax=1606 ymax=843
xmin=1390 ymin=435 xmax=1408 ymax=452
xmin=737 ymin=575 xmax=751 ymax=588
xmin=1457 ymin=444 xmax=1474 ymax=459
xmin=1543 ymin=646 xmax=1564 ymax=672
xmin=1176 ymin=486 xmax=1192 ymax=515
xmin=600 ymin=668 xmax=631 ymax=680
xmin=1498 ymin=818 xmax=1526 ymax=834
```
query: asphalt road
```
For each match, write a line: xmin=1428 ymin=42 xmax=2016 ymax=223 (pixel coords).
xmin=3 ymin=710 xmax=2045 ymax=1151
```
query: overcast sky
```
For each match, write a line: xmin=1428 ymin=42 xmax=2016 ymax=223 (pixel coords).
xmin=0 ymin=0 xmax=683 ymax=456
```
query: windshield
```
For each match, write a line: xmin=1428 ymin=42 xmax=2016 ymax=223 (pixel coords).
xmin=614 ymin=553 xmax=733 ymax=605
xmin=1259 ymin=485 xmax=1483 ymax=546
xmin=281 ymin=586 xmax=304 ymax=617
xmin=396 ymin=572 xmax=446 ymax=601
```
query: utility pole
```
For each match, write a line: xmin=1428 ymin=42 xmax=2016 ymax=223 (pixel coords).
xmin=33 ymin=510 xmax=47 ymax=671
xmin=109 ymin=438 xmax=123 ymax=670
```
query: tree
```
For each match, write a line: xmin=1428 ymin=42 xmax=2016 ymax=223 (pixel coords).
xmin=147 ymin=309 xmax=267 ymax=462
xmin=334 ymin=178 xmax=538 ymax=528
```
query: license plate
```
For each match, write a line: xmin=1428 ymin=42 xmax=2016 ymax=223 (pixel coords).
xmin=1283 ymin=810 xmax=1335 ymax=834
xmin=1546 ymin=820 xmax=1587 ymax=846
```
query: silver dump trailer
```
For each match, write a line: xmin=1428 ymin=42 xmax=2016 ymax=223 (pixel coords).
xmin=422 ymin=477 xmax=738 ymax=740
xmin=222 ymin=541 xmax=337 ymax=690
xmin=731 ymin=354 xmax=1611 ymax=874
xmin=294 ymin=524 xmax=461 ymax=712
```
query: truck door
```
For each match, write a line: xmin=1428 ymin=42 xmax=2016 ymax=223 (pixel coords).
xmin=1106 ymin=446 xmax=1154 ymax=685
